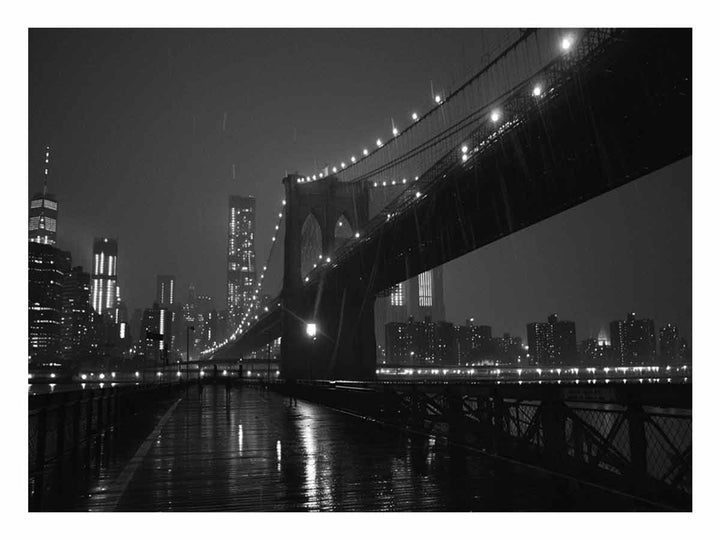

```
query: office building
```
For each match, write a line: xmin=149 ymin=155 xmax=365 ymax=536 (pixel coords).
xmin=29 ymin=243 xmax=71 ymax=363
xmin=59 ymin=266 xmax=96 ymax=363
xmin=91 ymin=238 xmax=119 ymax=320
xmin=227 ymin=196 xmax=256 ymax=329
xmin=141 ymin=303 xmax=172 ymax=365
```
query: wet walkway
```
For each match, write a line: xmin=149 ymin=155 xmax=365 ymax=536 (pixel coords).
xmin=76 ymin=384 xmax=655 ymax=511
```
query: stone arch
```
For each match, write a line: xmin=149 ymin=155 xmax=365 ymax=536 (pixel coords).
xmin=300 ymin=212 xmax=322 ymax=278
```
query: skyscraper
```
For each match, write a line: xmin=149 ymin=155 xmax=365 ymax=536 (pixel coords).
xmin=29 ymin=243 xmax=71 ymax=363
xmin=610 ymin=312 xmax=656 ymax=365
xmin=28 ymin=146 xmax=59 ymax=246
xmin=140 ymin=303 xmax=172 ymax=365
xmin=227 ymin=196 xmax=256 ymax=329
xmin=91 ymin=238 xmax=119 ymax=320
xmin=59 ymin=266 xmax=95 ymax=363
xmin=156 ymin=275 xmax=176 ymax=307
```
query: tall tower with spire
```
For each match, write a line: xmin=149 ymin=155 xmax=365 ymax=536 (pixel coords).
xmin=28 ymin=145 xmax=59 ymax=245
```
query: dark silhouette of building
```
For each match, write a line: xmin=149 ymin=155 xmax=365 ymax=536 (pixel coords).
xmin=59 ymin=266 xmax=96 ymax=364
xmin=29 ymin=243 xmax=71 ymax=364
xmin=610 ymin=312 xmax=656 ymax=365
xmin=659 ymin=324 xmax=680 ymax=362
xmin=227 ymin=195 xmax=256 ymax=329
xmin=578 ymin=337 xmax=612 ymax=365
xmin=141 ymin=303 xmax=172 ymax=366
xmin=527 ymin=313 xmax=577 ymax=366
xmin=493 ymin=333 xmax=525 ymax=365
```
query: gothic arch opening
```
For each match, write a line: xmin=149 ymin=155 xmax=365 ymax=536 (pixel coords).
xmin=300 ymin=213 xmax=322 ymax=278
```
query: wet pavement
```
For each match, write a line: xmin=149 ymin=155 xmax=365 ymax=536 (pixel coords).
xmin=45 ymin=384 xmax=658 ymax=511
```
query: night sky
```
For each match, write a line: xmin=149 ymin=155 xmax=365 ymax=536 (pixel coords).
xmin=28 ymin=29 xmax=691 ymax=345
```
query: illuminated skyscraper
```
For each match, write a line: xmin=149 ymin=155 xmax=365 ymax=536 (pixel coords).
xmin=156 ymin=275 xmax=176 ymax=307
xmin=29 ymin=243 xmax=71 ymax=363
xmin=227 ymin=196 xmax=256 ymax=328
xmin=28 ymin=145 xmax=59 ymax=246
xmin=91 ymin=238 xmax=119 ymax=319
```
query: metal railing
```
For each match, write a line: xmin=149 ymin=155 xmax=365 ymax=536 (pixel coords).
xmin=277 ymin=379 xmax=691 ymax=509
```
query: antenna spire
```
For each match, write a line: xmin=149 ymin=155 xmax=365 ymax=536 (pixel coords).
xmin=43 ymin=145 xmax=50 ymax=197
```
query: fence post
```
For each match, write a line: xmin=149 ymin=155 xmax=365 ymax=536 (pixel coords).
xmin=627 ymin=402 xmax=647 ymax=480
xmin=56 ymin=396 xmax=66 ymax=460
xmin=34 ymin=403 xmax=48 ymax=476
xmin=85 ymin=391 xmax=93 ymax=441
xmin=72 ymin=398 xmax=81 ymax=455
xmin=541 ymin=398 xmax=567 ymax=464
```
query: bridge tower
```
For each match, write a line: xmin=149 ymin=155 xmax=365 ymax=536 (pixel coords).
xmin=280 ymin=174 xmax=374 ymax=380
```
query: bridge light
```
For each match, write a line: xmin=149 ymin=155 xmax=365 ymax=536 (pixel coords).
xmin=135 ymin=371 xmax=139 ymax=377
xmin=305 ymin=277 xmax=309 ymax=282
xmin=332 ymin=166 xmax=337 ymax=173
xmin=461 ymin=145 xmax=468 ymax=154
xmin=312 ymin=175 xmax=317 ymax=180
xmin=391 ymin=180 xmax=396 ymax=185
xmin=81 ymin=374 xmax=87 ymax=380
xmin=532 ymin=84 xmax=542 ymax=97
xmin=363 ymin=148 xmax=369 ymax=156
xmin=341 ymin=162 xmax=346 ymax=168
xmin=462 ymin=154 xmax=468 ymax=162
xmin=376 ymin=138 xmax=383 ymax=147
xmin=373 ymin=182 xmax=377 ymax=187
xmin=392 ymin=127 xmax=399 ymax=136
xmin=326 ymin=257 xmax=331 ymax=263
xmin=382 ymin=181 xmax=387 ymax=186
xmin=319 ymin=172 xmax=324 ymax=178
xmin=402 ymin=178 xmax=407 ymax=184
xmin=414 ymin=176 xmax=419 ymax=181
xmin=319 ymin=254 xmax=323 ymax=260
xmin=354 ymin=232 xmax=360 ymax=238
xmin=306 ymin=323 xmax=317 ymax=337
xmin=415 ymin=191 xmax=421 ymax=198
xmin=274 ymin=225 xmax=279 ymax=230
xmin=272 ymin=236 xmax=276 ymax=242
xmin=412 ymin=112 xmax=418 ymax=121
xmin=435 ymin=95 xmax=442 ymax=104
xmin=278 ymin=213 xmax=283 ymax=218
xmin=351 ymin=156 xmax=356 ymax=163
xmin=561 ymin=35 xmax=574 ymax=51
xmin=282 ymin=200 xmax=286 ymax=206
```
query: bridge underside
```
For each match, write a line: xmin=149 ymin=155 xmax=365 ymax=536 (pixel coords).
xmin=227 ymin=29 xmax=691 ymax=379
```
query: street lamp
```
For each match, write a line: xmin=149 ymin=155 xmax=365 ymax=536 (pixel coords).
xmin=306 ymin=323 xmax=317 ymax=338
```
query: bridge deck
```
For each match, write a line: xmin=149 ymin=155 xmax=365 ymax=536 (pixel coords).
xmin=66 ymin=384 xmax=660 ymax=511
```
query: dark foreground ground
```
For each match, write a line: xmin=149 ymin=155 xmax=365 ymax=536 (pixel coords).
xmin=32 ymin=384 xmax=663 ymax=511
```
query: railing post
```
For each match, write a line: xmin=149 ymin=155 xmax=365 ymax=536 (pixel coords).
xmin=34 ymin=403 xmax=48 ymax=476
xmin=85 ymin=391 xmax=94 ymax=441
xmin=72 ymin=398 xmax=81 ymax=456
xmin=540 ymin=398 xmax=567 ymax=464
xmin=627 ymin=402 xmax=648 ymax=480
xmin=56 ymin=396 xmax=66 ymax=459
